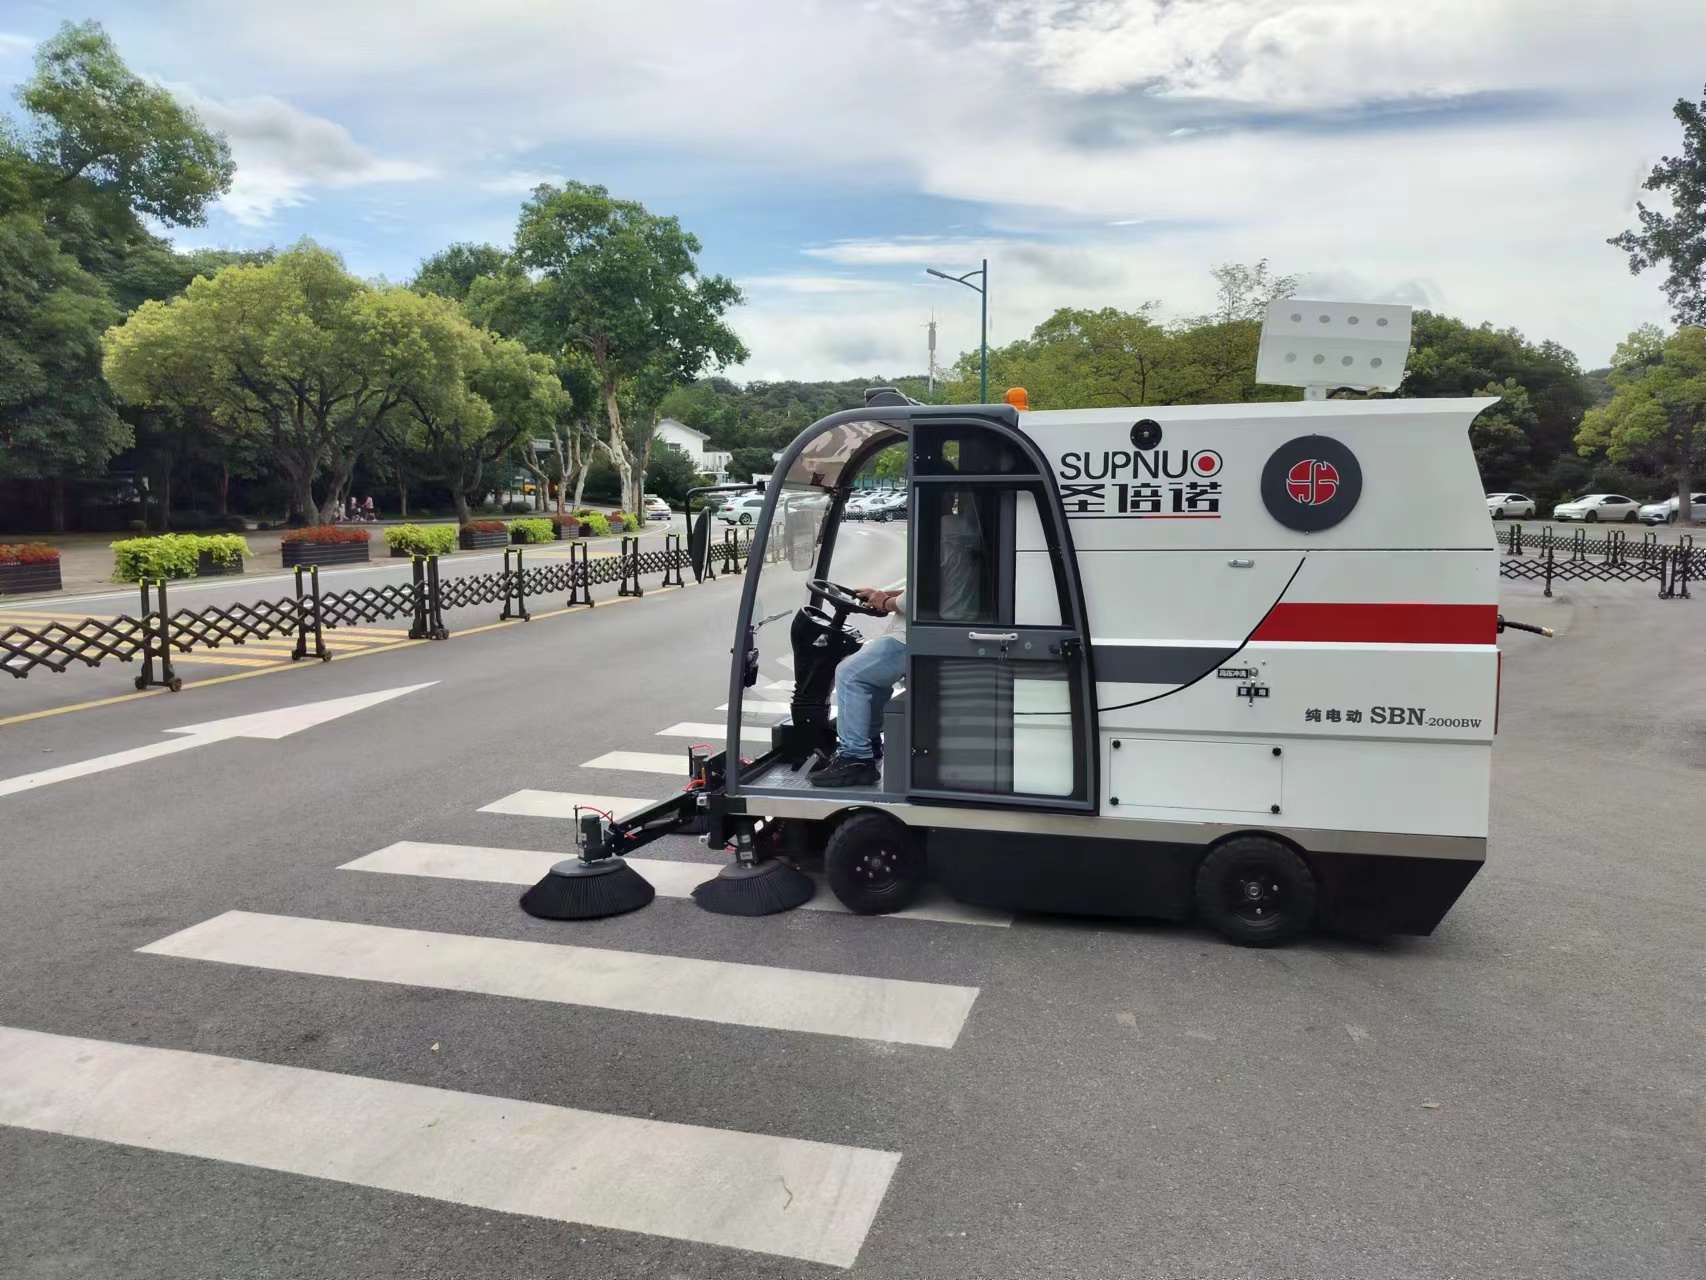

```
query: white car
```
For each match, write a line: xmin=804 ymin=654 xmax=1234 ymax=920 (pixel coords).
xmin=1486 ymin=492 xmax=1535 ymax=520
xmin=717 ymin=494 xmax=768 ymax=526
xmin=643 ymin=495 xmax=672 ymax=522
xmin=1638 ymin=493 xmax=1706 ymax=525
xmin=861 ymin=490 xmax=908 ymax=522
xmin=1551 ymin=493 xmax=1640 ymax=523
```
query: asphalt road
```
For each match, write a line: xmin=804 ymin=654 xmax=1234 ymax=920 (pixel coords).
xmin=0 ymin=532 xmax=1700 ymax=1279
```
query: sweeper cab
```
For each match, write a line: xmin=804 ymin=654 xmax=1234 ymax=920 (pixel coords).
xmin=522 ymin=300 xmax=1550 ymax=945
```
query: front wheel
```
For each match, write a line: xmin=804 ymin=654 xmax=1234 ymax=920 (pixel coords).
xmin=1585 ymin=511 xmax=1598 ymax=523
xmin=1195 ymin=836 xmax=1317 ymax=947
xmin=739 ymin=512 xmax=753 ymax=526
xmin=1493 ymin=508 xmax=1505 ymax=521
xmin=824 ymin=811 xmax=926 ymax=915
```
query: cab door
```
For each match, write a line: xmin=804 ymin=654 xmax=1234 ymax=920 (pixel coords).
xmin=904 ymin=420 xmax=1098 ymax=811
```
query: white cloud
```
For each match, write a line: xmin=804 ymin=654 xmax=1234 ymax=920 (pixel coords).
xmin=478 ymin=170 xmax=564 ymax=195
xmin=121 ymin=0 xmax=1706 ymax=372
xmin=175 ymin=91 xmax=434 ymax=224
xmin=741 ymin=275 xmax=900 ymax=295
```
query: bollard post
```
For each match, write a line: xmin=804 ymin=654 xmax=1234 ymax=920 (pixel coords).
xmin=1608 ymin=529 xmax=1624 ymax=565
xmin=408 ymin=556 xmax=429 ymax=639
xmin=502 ymin=547 xmax=531 ymax=621
xmin=662 ymin=532 xmax=685 ymax=587
xmin=152 ymin=578 xmax=180 ymax=690
xmin=136 ymin=579 xmax=158 ymax=689
xmin=1507 ymin=523 xmax=1522 ymax=557
xmin=1543 ymin=544 xmax=1555 ymax=598
xmin=425 ymin=556 xmax=448 ymax=639
xmin=726 ymin=528 xmax=743 ymax=575
xmin=567 ymin=540 xmax=594 ymax=607
xmin=618 ymin=534 xmax=643 ymax=597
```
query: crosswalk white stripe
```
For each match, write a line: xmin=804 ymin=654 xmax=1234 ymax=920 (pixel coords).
xmin=655 ymin=722 xmax=772 ymax=745
xmin=580 ymin=751 xmax=692 ymax=776
xmin=140 ymin=912 xmax=979 ymax=1049
xmin=0 ymin=1025 xmax=897 ymax=1268
xmin=478 ymin=790 xmax=653 ymax=821
xmin=717 ymin=701 xmax=794 ymax=715
xmin=341 ymin=842 xmax=1013 ymax=928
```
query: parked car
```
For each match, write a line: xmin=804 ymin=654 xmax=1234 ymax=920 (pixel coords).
xmin=643 ymin=495 xmax=673 ymax=522
xmin=1486 ymin=492 xmax=1535 ymax=519
xmin=843 ymin=492 xmax=884 ymax=521
xmin=1638 ymin=493 xmax=1706 ymax=525
xmin=864 ymin=490 xmax=908 ymax=522
xmin=1552 ymin=494 xmax=1640 ymax=523
xmin=717 ymin=494 xmax=769 ymax=526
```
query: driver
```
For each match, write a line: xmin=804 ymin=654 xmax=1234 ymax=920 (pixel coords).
xmin=809 ymin=586 xmax=905 ymax=789
xmin=811 ymin=500 xmax=984 ymax=788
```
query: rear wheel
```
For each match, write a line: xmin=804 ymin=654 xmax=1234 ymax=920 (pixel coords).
xmin=1195 ymin=836 xmax=1317 ymax=947
xmin=1624 ymin=510 xmax=1637 ymax=523
xmin=1493 ymin=508 xmax=1505 ymax=520
xmin=824 ymin=811 xmax=926 ymax=914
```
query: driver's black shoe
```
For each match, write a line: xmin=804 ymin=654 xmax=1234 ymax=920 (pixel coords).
xmin=809 ymin=752 xmax=879 ymax=788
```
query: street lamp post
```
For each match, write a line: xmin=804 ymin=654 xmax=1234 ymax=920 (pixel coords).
xmin=926 ymin=259 xmax=988 ymax=404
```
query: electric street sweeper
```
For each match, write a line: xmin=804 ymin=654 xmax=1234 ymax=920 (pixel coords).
xmin=521 ymin=300 xmax=1551 ymax=945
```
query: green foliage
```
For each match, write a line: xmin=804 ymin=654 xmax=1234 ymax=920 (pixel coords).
xmin=576 ymin=511 xmax=612 ymax=536
xmin=384 ymin=523 xmax=457 ymax=555
xmin=13 ymin=21 xmax=234 ymax=229
xmin=0 ymin=212 xmax=129 ymax=479
xmin=461 ymin=518 xmax=508 ymax=533
xmin=1610 ymin=86 xmax=1706 ymax=327
xmin=642 ymin=443 xmax=704 ymax=502
xmin=509 ymin=517 xmax=554 ymax=543
xmin=110 ymin=531 xmax=248 ymax=581
xmin=412 ymin=243 xmax=517 ymax=302
xmin=1578 ymin=326 xmax=1706 ymax=514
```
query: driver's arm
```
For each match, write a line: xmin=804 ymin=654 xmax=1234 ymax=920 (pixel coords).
xmin=855 ymin=586 xmax=905 ymax=615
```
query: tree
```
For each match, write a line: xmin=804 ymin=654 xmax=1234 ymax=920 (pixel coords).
xmin=1576 ymin=326 xmax=1706 ymax=522
xmin=104 ymin=244 xmax=448 ymax=522
xmin=411 ymin=242 xmax=517 ymax=304
xmin=0 ymin=213 xmax=129 ymax=529
xmin=1611 ymin=86 xmax=1706 ymax=328
xmin=511 ymin=182 xmax=747 ymax=512
xmin=1466 ymin=378 xmax=1536 ymax=490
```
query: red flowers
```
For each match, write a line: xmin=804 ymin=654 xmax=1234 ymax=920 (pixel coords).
xmin=0 ymin=542 xmax=61 ymax=564
xmin=281 ymin=526 xmax=371 ymax=545
xmin=460 ymin=519 xmax=508 ymax=533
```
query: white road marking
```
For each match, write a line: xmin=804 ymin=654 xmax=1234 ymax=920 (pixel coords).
xmin=0 ymin=683 xmax=436 ymax=799
xmin=655 ymin=722 xmax=772 ymax=745
xmin=580 ymin=751 xmax=693 ymax=776
xmin=717 ymin=701 xmax=795 ymax=715
xmin=478 ymin=790 xmax=654 ymax=821
xmin=140 ymin=912 xmax=979 ymax=1049
xmin=0 ymin=1025 xmax=897 ymax=1268
xmin=341 ymin=842 xmax=1013 ymax=928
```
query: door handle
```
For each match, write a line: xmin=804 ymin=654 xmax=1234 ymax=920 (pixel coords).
xmin=967 ymin=631 xmax=1019 ymax=642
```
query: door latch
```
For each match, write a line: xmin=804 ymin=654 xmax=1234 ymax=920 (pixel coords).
xmin=1236 ymin=683 xmax=1270 ymax=704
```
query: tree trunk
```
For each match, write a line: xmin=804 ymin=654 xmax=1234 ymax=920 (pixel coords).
xmin=49 ymin=476 xmax=66 ymax=534
xmin=160 ymin=467 xmax=173 ymax=532
xmin=217 ymin=462 xmax=230 ymax=517
xmin=604 ymin=386 xmax=635 ymax=515
xmin=397 ymin=478 xmax=409 ymax=519
xmin=452 ymin=491 xmax=472 ymax=523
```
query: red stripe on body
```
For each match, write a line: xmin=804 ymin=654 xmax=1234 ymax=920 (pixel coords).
xmin=1251 ymin=603 xmax=1498 ymax=645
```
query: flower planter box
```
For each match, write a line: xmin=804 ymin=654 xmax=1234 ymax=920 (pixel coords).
xmin=196 ymin=551 xmax=244 ymax=577
xmin=459 ymin=529 xmax=509 ymax=551
xmin=0 ymin=560 xmax=62 ymax=594
xmin=282 ymin=540 xmax=371 ymax=568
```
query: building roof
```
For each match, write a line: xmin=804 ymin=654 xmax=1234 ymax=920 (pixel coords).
xmin=655 ymin=418 xmax=709 ymax=442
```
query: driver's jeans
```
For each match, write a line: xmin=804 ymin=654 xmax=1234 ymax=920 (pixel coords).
xmin=834 ymin=635 xmax=906 ymax=760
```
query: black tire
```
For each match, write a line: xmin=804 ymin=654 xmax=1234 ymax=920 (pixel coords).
xmin=1586 ymin=510 xmax=1598 ymax=523
xmin=739 ymin=512 xmax=753 ymax=526
xmin=1194 ymin=836 xmax=1317 ymax=947
xmin=1493 ymin=508 xmax=1505 ymax=520
xmin=1668 ymin=512 xmax=1677 ymax=525
xmin=824 ymin=811 xmax=926 ymax=915
xmin=1624 ymin=510 xmax=1637 ymax=523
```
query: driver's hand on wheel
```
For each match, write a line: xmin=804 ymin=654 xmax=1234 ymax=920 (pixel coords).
xmin=856 ymin=587 xmax=901 ymax=614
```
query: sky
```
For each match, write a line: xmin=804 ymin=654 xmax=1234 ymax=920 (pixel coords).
xmin=2 ymin=0 xmax=1702 ymax=382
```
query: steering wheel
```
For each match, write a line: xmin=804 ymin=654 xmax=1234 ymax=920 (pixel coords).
xmin=807 ymin=579 xmax=888 ymax=619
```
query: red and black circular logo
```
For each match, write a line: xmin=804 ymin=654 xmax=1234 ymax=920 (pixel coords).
xmin=1191 ymin=449 xmax=1223 ymax=478
xmin=1261 ymin=435 xmax=1362 ymax=532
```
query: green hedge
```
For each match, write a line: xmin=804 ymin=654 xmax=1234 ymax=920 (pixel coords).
xmin=578 ymin=512 xmax=612 ymax=537
xmin=384 ymin=524 xmax=458 ymax=556
xmin=110 ymin=533 xmax=251 ymax=582
xmin=509 ymin=517 xmax=555 ymax=544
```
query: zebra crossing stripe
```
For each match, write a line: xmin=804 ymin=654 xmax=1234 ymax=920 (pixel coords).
xmin=478 ymin=789 xmax=653 ymax=820
xmin=580 ymin=751 xmax=693 ymax=776
xmin=716 ymin=701 xmax=794 ymax=715
xmin=655 ymin=722 xmax=772 ymax=745
xmin=0 ymin=1025 xmax=897 ymax=1267
xmin=139 ymin=912 xmax=980 ymax=1048
xmin=341 ymin=841 xmax=1013 ymax=928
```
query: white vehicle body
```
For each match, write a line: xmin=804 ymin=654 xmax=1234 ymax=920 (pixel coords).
xmin=717 ymin=495 xmax=768 ymax=526
xmin=1486 ymin=492 xmax=1534 ymax=519
xmin=1639 ymin=493 xmax=1705 ymax=524
xmin=1552 ymin=493 xmax=1640 ymax=522
xmin=712 ymin=392 xmax=1503 ymax=939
